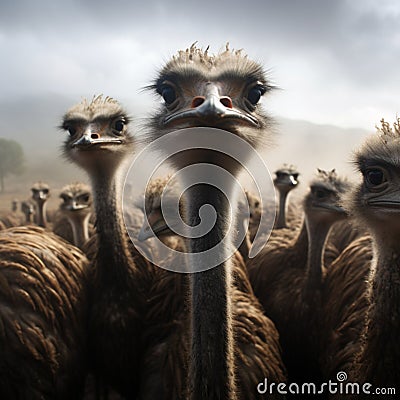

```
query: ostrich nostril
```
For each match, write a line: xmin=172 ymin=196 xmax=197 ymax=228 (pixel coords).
xmin=220 ymin=97 xmax=233 ymax=108
xmin=191 ymin=97 xmax=205 ymax=108
xmin=91 ymin=133 xmax=100 ymax=139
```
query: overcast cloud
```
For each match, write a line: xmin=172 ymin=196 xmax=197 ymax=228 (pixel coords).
xmin=0 ymin=0 xmax=399 ymax=129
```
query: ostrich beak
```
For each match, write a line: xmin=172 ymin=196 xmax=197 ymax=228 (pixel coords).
xmin=138 ymin=218 xmax=154 ymax=241
xmin=72 ymin=129 xmax=123 ymax=148
xmin=163 ymin=83 xmax=259 ymax=127
xmin=315 ymin=202 xmax=347 ymax=215
xmin=65 ymin=200 xmax=89 ymax=211
xmin=192 ymin=85 xmax=232 ymax=120
xmin=289 ymin=175 xmax=298 ymax=186
xmin=367 ymin=192 xmax=400 ymax=210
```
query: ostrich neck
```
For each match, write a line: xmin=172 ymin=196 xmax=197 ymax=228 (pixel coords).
xmin=91 ymin=168 xmax=134 ymax=283
xmin=304 ymin=216 xmax=332 ymax=294
xmin=357 ymin=243 xmax=400 ymax=384
xmin=67 ymin=212 xmax=90 ymax=250
xmin=187 ymin=183 xmax=236 ymax=400
xmin=36 ymin=200 xmax=47 ymax=228
xmin=292 ymin=218 xmax=309 ymax=258
xmin=276 ymin=189 xmax=289 ymax=229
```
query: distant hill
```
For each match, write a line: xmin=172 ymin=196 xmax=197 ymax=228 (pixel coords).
xmin=259 ymin=117 xmax=371 ymax=187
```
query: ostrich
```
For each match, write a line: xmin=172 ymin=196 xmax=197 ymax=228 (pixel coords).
xmin=242 ymin=190 xmax=263 ymax=243
xmin=247 ymin=169 xmax=350 ymax=384
xmin=137 ymin=175 xmax=186 ymax=255
xmin=53 ymin=182 xmax=94 ymax=249
xmin=236 ymin=193 xmax=255 ymax=261
xmin=323 ymin=118 xmax=400 ymax=390
xmin=21 ymin=199 xmax=35 ymax=224
xmin=273 ymin=165 xmax=300 ymax=229
xmin=11 ymin=198 xmax=18 ymax=212
xmin=61 ymin=95 xmax=153 ymax=398
xmin=146 ymin=44 xmax=286 ymax=399
xmin=31 ymin=181 xmax=50 ymax=227
xmin=0 ymin=225 xmax=89 ymax=399
xmin=234 ymin=189 xmax=274 ymax=260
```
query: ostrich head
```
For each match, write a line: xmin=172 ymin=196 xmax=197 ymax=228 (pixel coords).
xmin=59 ymin=182 xmax=92 ymax=218
xmin=274 ymin=164 xmax=299 ymax=194
xmin=345 ymin=118 xmax=400 ymax=244
xmin=147 ymin=43 xmax=274 ymax=149
xmin=61 ymin=95 xmax=133 ymax=176
xmin=31 ymin=182 xmax=50 ymax=205
xmin=304 ymin=168 xmax=350 ymax=226
xmin=137 ymin=176 xmax=183 ymax=241
xmin=236 ymin=190 xmax=262 ymax=228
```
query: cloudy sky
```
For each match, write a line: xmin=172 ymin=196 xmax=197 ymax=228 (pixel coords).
xmin=1 ymin=0 xmax=399 ymax=131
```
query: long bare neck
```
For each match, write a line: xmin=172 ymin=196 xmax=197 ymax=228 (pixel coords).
xmin=276 ymin=189 xmax=289 ymax=229
xmin=91 ymin=166 xmax=135 ymax=283
xmin=304 ymin=216 xmax=332 ymax=295
xmin=187 ymin=183 xmax=236 ymax=400
xmin=36 ymin=200 xmax=47 ymax=228
xmin=292 ymin=218 xmax=309 ymax=257
xmin=67 ymin=212 xmax=91 ymax=250
xmin=356 ymin=240 xmax=400 ymax=385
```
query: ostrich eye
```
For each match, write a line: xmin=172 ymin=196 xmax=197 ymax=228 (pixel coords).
xmin=113 ymin=120 xmax=125 ymax=134
xmin=365 ymin=169 xmax=386 ymax=186
xmin=292 ymin=174 xmax=299 ymax=180
xmin=161 ymin=86 xmax=177 ymax=105
xmin=247 ymin=86 xmax=264 ymax=105
xmin=67 ymin=127 xmax=77 ymax=136
xmin=42 ymin=189 xmax=49 ymax=195
xmin=276 ymin=172 xmax=283 ymax=179
xmin=81 ymin=194 xmax=90 ymax=203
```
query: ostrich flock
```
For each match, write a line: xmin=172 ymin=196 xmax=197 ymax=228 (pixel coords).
xmin=0 ymin=44 xmax=399 ymax=399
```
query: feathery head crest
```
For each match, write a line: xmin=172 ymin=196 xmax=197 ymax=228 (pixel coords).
xmin=80 ymin=94 xmax=119 ymax=110
xmin=60 ymin=182 xmax=91 ymax=197
xmin=375 ymin=117 xmax=400 ymax=144
xmin=313 ymin=168 xmax=350 ymax=194
xmin=31 ymin=181 xmax=50 ymax=191
xmin=316 ymin=168 xmax=337 ymax=183
xmin=168 ymin=42 xmax=248 ymax=69
xmin=354 ymin=116 xmax=400 ymax=170
xmin=63 ymin=94 xmax=126 ymax=122
xmin=276 ymin=164 xmax=298 ymax=174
